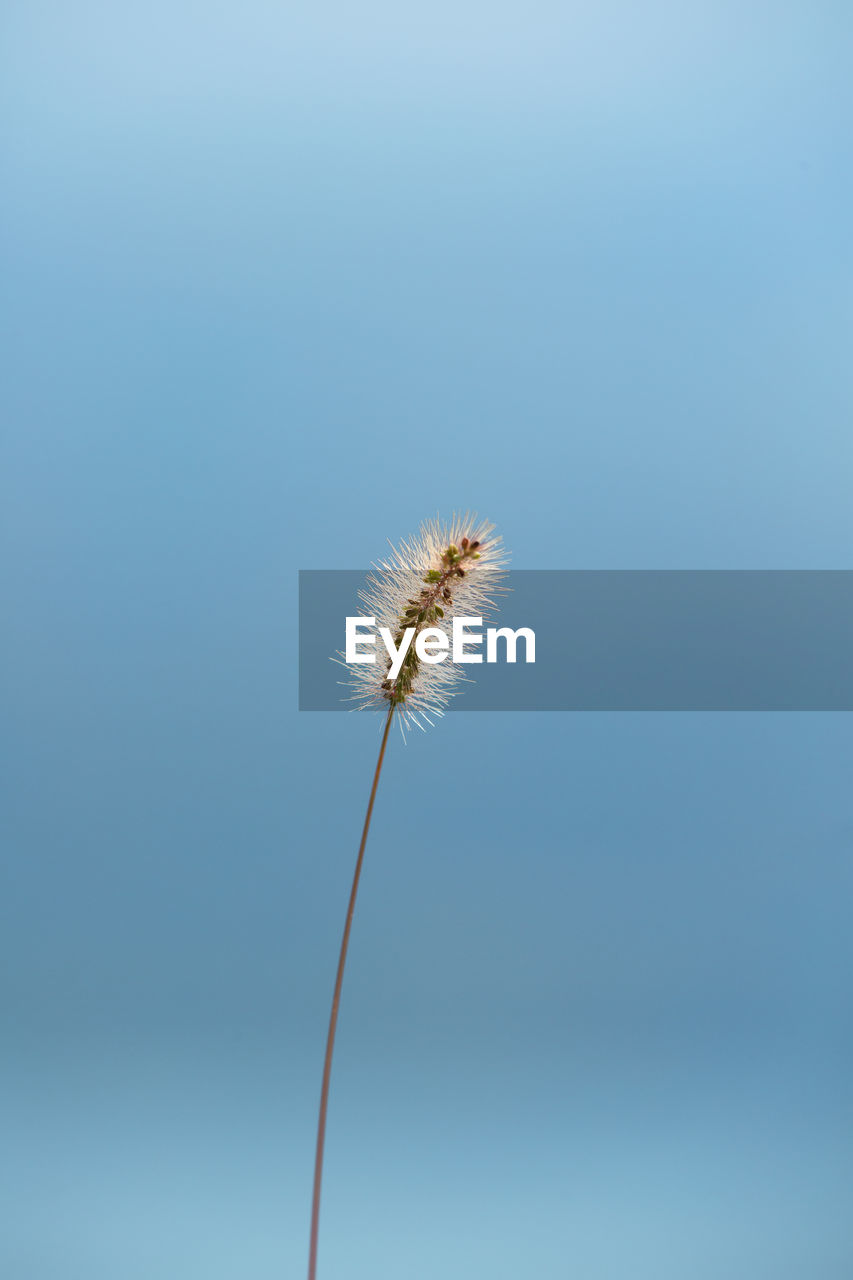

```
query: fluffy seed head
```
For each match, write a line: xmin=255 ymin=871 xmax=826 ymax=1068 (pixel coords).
xmin=344 ymin=514 xmax=507 ymax=729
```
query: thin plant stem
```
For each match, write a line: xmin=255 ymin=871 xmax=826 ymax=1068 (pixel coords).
xmin=308 ymin=704 xmax=395 ymax=1280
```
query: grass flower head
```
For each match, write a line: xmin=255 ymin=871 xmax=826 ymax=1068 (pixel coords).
xmin=347 ymin=513 xmax=507 ymax=728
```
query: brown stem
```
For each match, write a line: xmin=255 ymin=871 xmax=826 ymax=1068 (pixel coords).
xmin=308 ymin=704 xmax=395 ymax=1280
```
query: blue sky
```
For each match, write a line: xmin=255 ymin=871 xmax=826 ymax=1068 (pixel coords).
xmin=3 ymin=3 xmax=853 ymax=1277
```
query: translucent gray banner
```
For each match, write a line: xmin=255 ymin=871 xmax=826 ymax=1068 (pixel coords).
xmin=298 ymin=570 xmax=853 ymax=711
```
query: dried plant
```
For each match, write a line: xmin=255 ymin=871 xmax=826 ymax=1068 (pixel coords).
xmin=308 ymin=514 xmax=506 ymax=1279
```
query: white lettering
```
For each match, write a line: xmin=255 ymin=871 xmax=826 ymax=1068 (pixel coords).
xmin=486 ymin=626 xmax=536 ymax=663
xmin=345 ymin=616 xmax=376 ymax=663
xmin=415 ymin=627 xmax=450 ymax=663
xmin=453 ymin=616 xmax=483 ymax=663
xmin=379 ymin=626 xmax=416 ymax=680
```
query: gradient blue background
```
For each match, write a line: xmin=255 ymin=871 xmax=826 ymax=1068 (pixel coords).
xmin=3 ymin=4 xmax=853 ymax=1276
